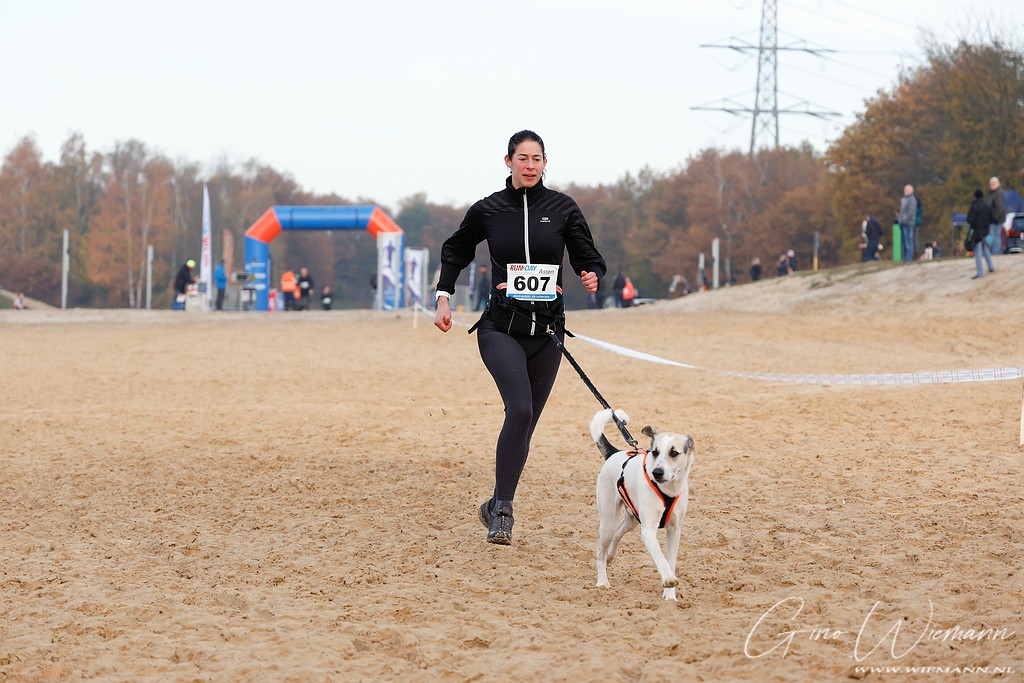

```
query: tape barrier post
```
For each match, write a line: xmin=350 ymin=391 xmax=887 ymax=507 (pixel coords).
xmin=1019 ymin=379 xmax=1023 ymax=449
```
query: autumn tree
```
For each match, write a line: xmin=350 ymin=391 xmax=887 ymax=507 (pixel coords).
xmin=15 ymin=34 xmax=1021 ymax=312
xmin=0 ymin=136 xmax=65 ymax=301
xmin=827 ymin=35 xmax=1024 ymax=256
xmin=87 ymin=141 xmax=177 ymax=307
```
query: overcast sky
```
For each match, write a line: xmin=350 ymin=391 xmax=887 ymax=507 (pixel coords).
xmin=2 ymin=0 xmax=1017 ymax=211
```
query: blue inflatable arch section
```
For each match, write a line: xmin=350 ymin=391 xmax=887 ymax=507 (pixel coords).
xmin=243 ymin=205 xmax=404 ymax=311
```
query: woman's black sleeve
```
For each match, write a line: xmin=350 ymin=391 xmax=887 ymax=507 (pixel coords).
xmin=437 ymin=204 xmax=485 ymax=295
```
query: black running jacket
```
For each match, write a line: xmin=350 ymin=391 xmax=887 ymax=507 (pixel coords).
xmin=436 ymin=177 xmax=607 ymax=310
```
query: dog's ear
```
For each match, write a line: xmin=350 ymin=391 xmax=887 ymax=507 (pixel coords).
xmin=641 ymin=425 xmax=658 ymax=439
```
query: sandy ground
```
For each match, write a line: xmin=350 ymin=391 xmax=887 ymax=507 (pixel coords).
xmin=1 ymin=256 xmax=1022 ymax=682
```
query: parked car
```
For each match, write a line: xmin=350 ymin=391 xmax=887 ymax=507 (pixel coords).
xmin=1004 ymin=214 xmax=1024 ymax=254
xmin=955 ymin=189 xmax=1024 ymax=255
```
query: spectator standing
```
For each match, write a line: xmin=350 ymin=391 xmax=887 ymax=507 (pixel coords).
xmin=787 ymin=249 xmax=798 ymax=272
xmin=862 ymin=213 xmax=883 ymax=262
xmin=750 ymin=257 xmax=762 ymax=281
xmin=898 ymin=185 xmax=917 ymax=261
xmin=320 ymin=285 xmax=333 ymax=310
xmin=967 ymin=189 xmax=996 ymax=279
xmin=280 ymin=269 xmax=297 ymax=311
xmin=213 ymin=259 xmax=228 ymax=310
xmin=612 ymin=272 xmax=626 ymax=308
xmin=474 ymin=265 xmax=490 ymax=311
xmin=621 ymin=276 xmax=636 ymax=307
xmin=988 ymin=177 xmax=1007 ymax=254
xmin=173 ymin=259 xmax=196 ymax=310
xmin=775 ymin=254 xmax=790 ymax=277
xmin=296 ymin=267 xmax=314 ymax=310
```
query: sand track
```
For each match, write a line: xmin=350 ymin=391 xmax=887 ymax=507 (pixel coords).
xmin=1 ymin=256 xmax=1022 ymax=681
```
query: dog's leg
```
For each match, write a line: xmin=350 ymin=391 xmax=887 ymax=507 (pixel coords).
xmin=596 ymin=512 xmax=635 ymax=588
xmin=639 ymin=524 xmax=678 ymax=601
xmin=595 ymin=499 xmax=627 ymax=586
xmin=595 ymin=483 xmax=616 ymax=588
xmin=661 ymin=517 xmax=684 ymax=601
xmin=598 ymin=540 xmax=610 ymax=589
xmin=605 ymin=514 xmax=635 ymax=566
xmin=595 ymin=512 xmax=618 ymax=588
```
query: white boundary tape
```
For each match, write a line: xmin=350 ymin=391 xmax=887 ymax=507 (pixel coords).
xmin=572 ymin=333 xmax=1024 ymax=386
xmin=429 ymin=317 xmax=1024 ymax=386
xmin=425 ymin=313 xmax=1024 ymax=446
xmin=728 ymin=367 xmax=1024 ymax=385
xmin=571 ymin=333 xmax=1024 ymax=448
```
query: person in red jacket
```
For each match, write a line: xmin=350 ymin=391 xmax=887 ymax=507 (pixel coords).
xmin=621 ymin=277 xmax=636 ymax=307
xmin=280 ymin=269 xmax=297 ymax=311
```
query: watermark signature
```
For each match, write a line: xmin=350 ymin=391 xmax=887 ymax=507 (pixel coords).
xmin=744 ymin=597 xmax=1015 ymax=663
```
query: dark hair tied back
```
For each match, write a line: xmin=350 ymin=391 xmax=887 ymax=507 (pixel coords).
xmin=508 ymin=130 xmax=545 ymax=158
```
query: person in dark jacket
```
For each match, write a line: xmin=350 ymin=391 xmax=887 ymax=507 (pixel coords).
xmin=988 ymin=177 xmax=1007 ymax=254
xmin=172 ymin=259 xmax=195 ymax=310
xmin=612 ymin=272 xmax=626 ymax=307
xmin=862 ymin=213 xmax=883 ymax=261
xmin=295 ymin=267 xmax=314 ymax=310
xmin=967 ymin=189 xmax=996 ymax=279
xmin=775 ymin=254 xmax=790 ymax=277
xmin=433 ymin=130 xmax=606 ymax=546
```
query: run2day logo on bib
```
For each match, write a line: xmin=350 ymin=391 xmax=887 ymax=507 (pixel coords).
xmin=507 ymin=264 xmax=559 ymax=301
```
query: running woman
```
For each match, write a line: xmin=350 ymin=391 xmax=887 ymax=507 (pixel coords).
xmin=434 ymin=130 xmax=606 ymax=545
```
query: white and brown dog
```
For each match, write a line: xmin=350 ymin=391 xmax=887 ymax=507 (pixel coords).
xmin=590 ymin=409 xmax=695 ymax=601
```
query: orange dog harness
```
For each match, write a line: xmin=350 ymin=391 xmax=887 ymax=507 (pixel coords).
xmin=616 ymin=449 xmax=679 ymax=529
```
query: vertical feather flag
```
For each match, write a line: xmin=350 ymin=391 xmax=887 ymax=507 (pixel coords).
xmin=200 ymin=184 xmax=212 ymax=304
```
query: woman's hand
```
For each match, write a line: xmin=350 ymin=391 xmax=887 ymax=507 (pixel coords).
xmin=580 ymin=270 xmax=599 ymax=293
xmin=434 ymin=297 xmax=453 ymax=332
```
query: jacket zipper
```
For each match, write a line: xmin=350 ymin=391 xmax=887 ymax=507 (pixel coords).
xmin=522 ymin=192 xmax=537 ymax=335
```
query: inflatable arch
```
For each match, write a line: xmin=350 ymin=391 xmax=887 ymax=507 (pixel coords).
xmin=243 ymin=205 xmax=404 ymax=311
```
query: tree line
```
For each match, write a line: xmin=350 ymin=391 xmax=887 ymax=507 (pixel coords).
xmin=2 ymin=38 xmax=1021 ymax=310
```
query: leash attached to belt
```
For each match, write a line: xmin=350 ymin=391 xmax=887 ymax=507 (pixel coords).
xmin=547 ymin=328 xmax=639 ymax=450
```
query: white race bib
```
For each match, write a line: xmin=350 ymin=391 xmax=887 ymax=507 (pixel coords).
xmin=506 ymin=263 xmax=559 ymax=301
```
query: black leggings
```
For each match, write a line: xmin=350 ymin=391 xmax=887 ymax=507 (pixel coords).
xmin=477 ymin=320 xmax=563 ymax=501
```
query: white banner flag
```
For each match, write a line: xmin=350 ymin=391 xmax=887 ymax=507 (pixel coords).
xmin=377 ymin=232 xmax=404 ymax=310
xmin=404 ymin=248 xmax=428 ymax=305
xmin=200 ymin=184 xmax=213 ymax=302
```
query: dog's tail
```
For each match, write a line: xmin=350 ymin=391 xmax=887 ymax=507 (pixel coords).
xmin=590 ymin=408 xmax=630 ymax=460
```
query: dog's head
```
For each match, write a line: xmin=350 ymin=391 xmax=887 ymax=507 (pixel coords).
xmin=641 ymin=425 xmax=695 ymax=485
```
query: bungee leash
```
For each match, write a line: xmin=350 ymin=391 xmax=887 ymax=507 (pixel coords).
xmin=547 ymin=328 xmax=639 ymax=450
